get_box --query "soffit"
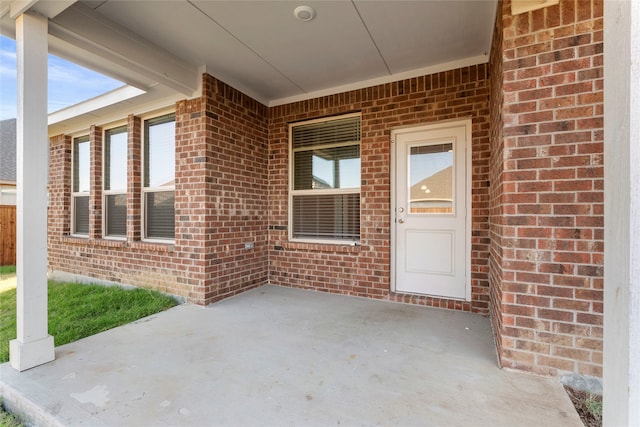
[64,0,497,105]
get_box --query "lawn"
[0,399,23,427]
[0,265,16,279]
[0,281,178,363]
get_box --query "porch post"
[9,12,55,371]
[603,0,639,425]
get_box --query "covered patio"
[0,285,581,426]
[0,0,638,425]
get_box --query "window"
[143,114,175,240]
[290,114,361,242]
[72,135,90,236]
[104,126,128,238]
[409,143,454,214]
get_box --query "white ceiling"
[80,0,496,102]
[1,0,496,131]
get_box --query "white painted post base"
[9,336,55,372]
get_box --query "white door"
[391,121,470,300]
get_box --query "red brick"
[555,106,594,119]
[575,337,602,351]
[552,298,591,311]
[517,88,553,101]
[555,81,593,96]
[553,346,590,361]
[538,48,575,64]
[536,284,574,298]
[537,308,574,322]
[518,111,554,124]
[540,71,576,87]
[516,339,550,354]
[538,355,575,371]
[561,0,576,25]
[539,120,576,133]
[546,4,561,28]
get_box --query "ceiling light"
[294,5,316,22]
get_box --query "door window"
[408,142,453,214]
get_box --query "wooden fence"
[0,205,16,266]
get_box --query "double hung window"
[289,114,361,242]
[143,114,175,240]
[72,135,90,236]
[104,126,128,238]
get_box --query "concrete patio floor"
[0,285,581,426]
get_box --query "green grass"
[0,266,16,278]
[0,281,178,363]
[584,394,603,424]
[564,385,602,427]
[0,399,24,427]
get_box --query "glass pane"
[106,128,127,191]
[292,193,360,240]
[74,138,90,193]
[145,191,175,239]
[409,143,453,214]
[106,194,126,237]
[74,195,89,234]
[145,116,175,188]
[294,145,360,190]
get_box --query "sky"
[0,35,123,120]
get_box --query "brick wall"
[196,75,269,304]
[48,74,268,305]
[126,115,142,242]
[490,0,604,376]
[48,135,72,238]
[89,125,103,239]
[269,65,491,313]
[489,0,506,367]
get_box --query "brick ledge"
[59,236,174,252]
[279,241,362,254]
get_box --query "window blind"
[145,192,175,240]
[292,116,361,149]
[292,193,360,240]
[290,114,361,241]
[105,194,126,237]
[74,195,89,235]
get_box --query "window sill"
[59,236,174,252]
[61,236,89,244]
[278,241,362,254]
[61,236,127,248]
[130,241,175,252]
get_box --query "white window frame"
[288,112,361,244]
[103,124,128,240]
[142,112,176,243]
[71,134,90,237]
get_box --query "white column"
[9,12,55,372]
[603,1,640,426]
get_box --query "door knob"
[397,218,404,224]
